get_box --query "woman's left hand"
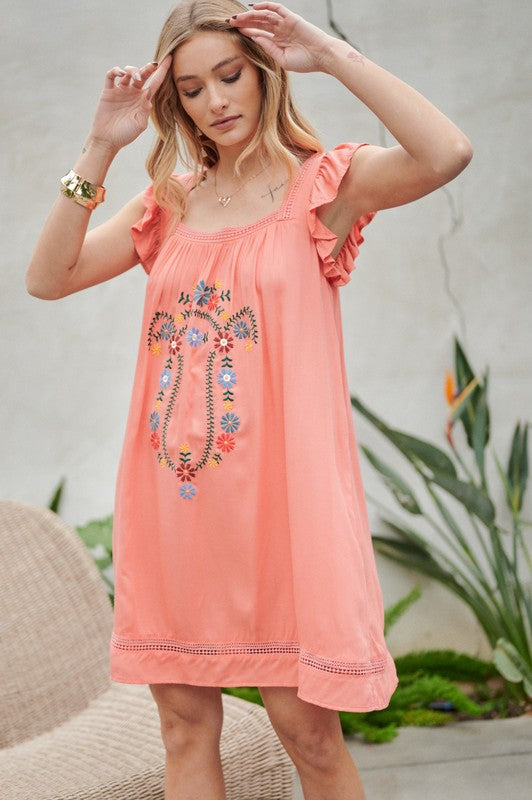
[228,2,332,73]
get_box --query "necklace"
[213,162,269,207]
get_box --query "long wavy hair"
[146,0,322,218]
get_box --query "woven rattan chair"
[0,499,296,799]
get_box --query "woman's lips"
[211,115,241,130]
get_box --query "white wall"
[2,0,531,658]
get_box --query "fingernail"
[225,18,230,22]
[151,61,158,66]
[117,69,126,75]
[134,71,142,81]
[231,15,238,19]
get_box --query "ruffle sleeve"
[130,184,161,275]
[308,142,376,287]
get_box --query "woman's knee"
[150,683,223,755]
[259,686,345,772]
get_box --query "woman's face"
[172,31,262,152]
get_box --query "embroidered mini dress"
[110,142,398,712]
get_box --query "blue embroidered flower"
[193,280,212,307]
[160,321,177,340]
[149,411,160,430]
[217,368,237,389]
[233,320,249,339]
[220,412,240,433]
[186,327,203,347]
[160,369,172,390]
[180,482,197,500]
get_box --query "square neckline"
[173,152,320,241]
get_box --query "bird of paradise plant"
[351,338,531,698]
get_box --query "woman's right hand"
[89,55,172,151]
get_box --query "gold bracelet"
[60,169,106,210]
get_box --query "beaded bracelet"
[60,169,106,210]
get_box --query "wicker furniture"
[0,499,296,799]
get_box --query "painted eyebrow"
[175,55,242,84]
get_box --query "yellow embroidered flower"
[223,400,233,411]
[159,458,167,468]
[174,313,184,323]
[208,458,218,468]
[214,280,222,289]
[220,310,230,321]
[245,340,253,352]
[179,442,190,453]
[155,400,162,410]
[151,343,162,355]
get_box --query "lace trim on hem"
[111,634,386,676]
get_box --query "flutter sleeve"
[308,142,376,287]
[130,184,162,276]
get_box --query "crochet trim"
[111,634,386,676]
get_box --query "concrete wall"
[2,0,531,658]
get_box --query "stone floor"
[292,715,532,800]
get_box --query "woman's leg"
[258,686,366,800]
[149,683,226,800]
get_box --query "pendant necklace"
[213,162,269,207]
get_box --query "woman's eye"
[182,70,241,98]
[223,70,242,84]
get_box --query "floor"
[291,715,532,800]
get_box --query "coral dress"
[110,142,398,712]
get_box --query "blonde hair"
[146,0,322,218]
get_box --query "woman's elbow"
[436,135,474,182]
[25,271,64,301]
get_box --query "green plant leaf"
[394,650,498,682]
[48,478,65,513]
[493,638,532,697]
[372,535,460,587]
[454,338,477,447]
[361,446,422,514]
[428,471,495,526]
[472,382,489,480]
[384,586,422,635]
[352,395,456,477]
[76,515,114,551]
[507,423,529,514]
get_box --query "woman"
[26,2,472,798]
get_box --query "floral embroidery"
[208,293,220,311]
[180,482,196,499]
[217,368,237,390]
[160,321,177,340]
[159,369,172,390]
[177,462,196,482]
[193,279,212,307]
[147,280,258,499]
[186,327,203,347]
[233,320,249,339]
[220,412,240,433]
[168,336,181,356]
[214,331,233,353]
[216,433,236,452]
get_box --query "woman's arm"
[26,58,171,300]
[230,3,472,252]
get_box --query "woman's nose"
[208,85,228,114]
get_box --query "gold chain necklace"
[213,162,269,207]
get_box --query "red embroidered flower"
[176,462,196,482]
[216,433,235,453]
[214,332,234,353]
[208,293,220,311]
[168,336,181,355]
[150,431,160,449]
